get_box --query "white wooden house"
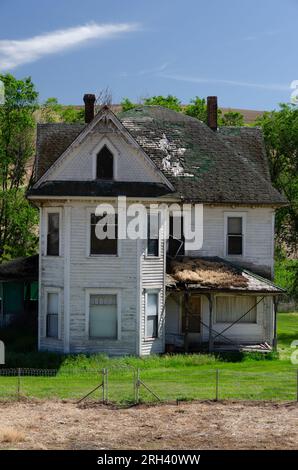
[27,95,286,355]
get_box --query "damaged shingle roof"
[218,126,271,182]
[32,106,286,205]
[166,256,284,293]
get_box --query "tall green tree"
[0,74,39,260]
[39,97,84,123]
[255,103,298,252]
[219,110,244,126]
[143,95,182,111]
[184,97,208,122]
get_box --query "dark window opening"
[147,213,159,257]
[47,213,59,256]
[227,217,243,255]
[90,213,118,255]
[167,215,185,257]
[96,145,114,179]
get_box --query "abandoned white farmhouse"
[27,95,286,355]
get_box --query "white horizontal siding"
[187,205,274,277]
[48,131,163,184]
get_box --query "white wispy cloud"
[0,22,140,70]
[138,62,170,76]
[158,72,289,92]
[243,30,281,41]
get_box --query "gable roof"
[31,106,286,205]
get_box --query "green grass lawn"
[0,312,297,402]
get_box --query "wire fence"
[0,367,297,404]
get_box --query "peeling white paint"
[159,133,193,177]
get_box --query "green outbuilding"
[0,255,38,326]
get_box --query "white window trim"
[85,288,121,341]
[224,211,247,257]
[91,137,119,181]
[44,207,62,257]
[144,288,160,340]
[214,293,259,325]
[145,211,162,259]
[86,207,120,258]
[44,287,62,340]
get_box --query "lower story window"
[216,296,257,323]
[146,291,159,338]
[46,292,59,338]
[89,294,118,339]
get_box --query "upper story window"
[47,212,60,256]
[90,213,118,255]
[147,213,159,257]
[167,215,185,257]
[227,216,243,255]
[96,145,113,179]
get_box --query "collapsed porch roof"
[166,256,285,294]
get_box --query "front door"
[182,295,201,349]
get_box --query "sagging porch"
[165,257,284,353]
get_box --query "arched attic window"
[96,145,114,179]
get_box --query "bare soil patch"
[0,400,297,450]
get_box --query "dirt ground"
[0,400,297,450]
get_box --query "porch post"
[207,294,214,352]
[273,296,278,351]
[184,291,190,353]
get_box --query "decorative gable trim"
[33,107,174,191]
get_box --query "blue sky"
[0,0,297,109]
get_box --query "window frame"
[96,145,114,180]
[224,212,246,257]
[44,207,62,257]
[86,208,119,257]
[167,214,185,257]
[44,287,61,339]
[214,294,258,325]
[85,288,121,341]
[92,138,119,181]
[144,289,160,340]
[146,212,161,258]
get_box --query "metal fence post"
[215,369,219,401]
[102,368,105,403]
[135,368,140,404]
[17,368,21,400]
[105,368,108,404]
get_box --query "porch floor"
[212,343,272,353]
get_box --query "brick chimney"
[83,93,96,123]
[207,96,218,131]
